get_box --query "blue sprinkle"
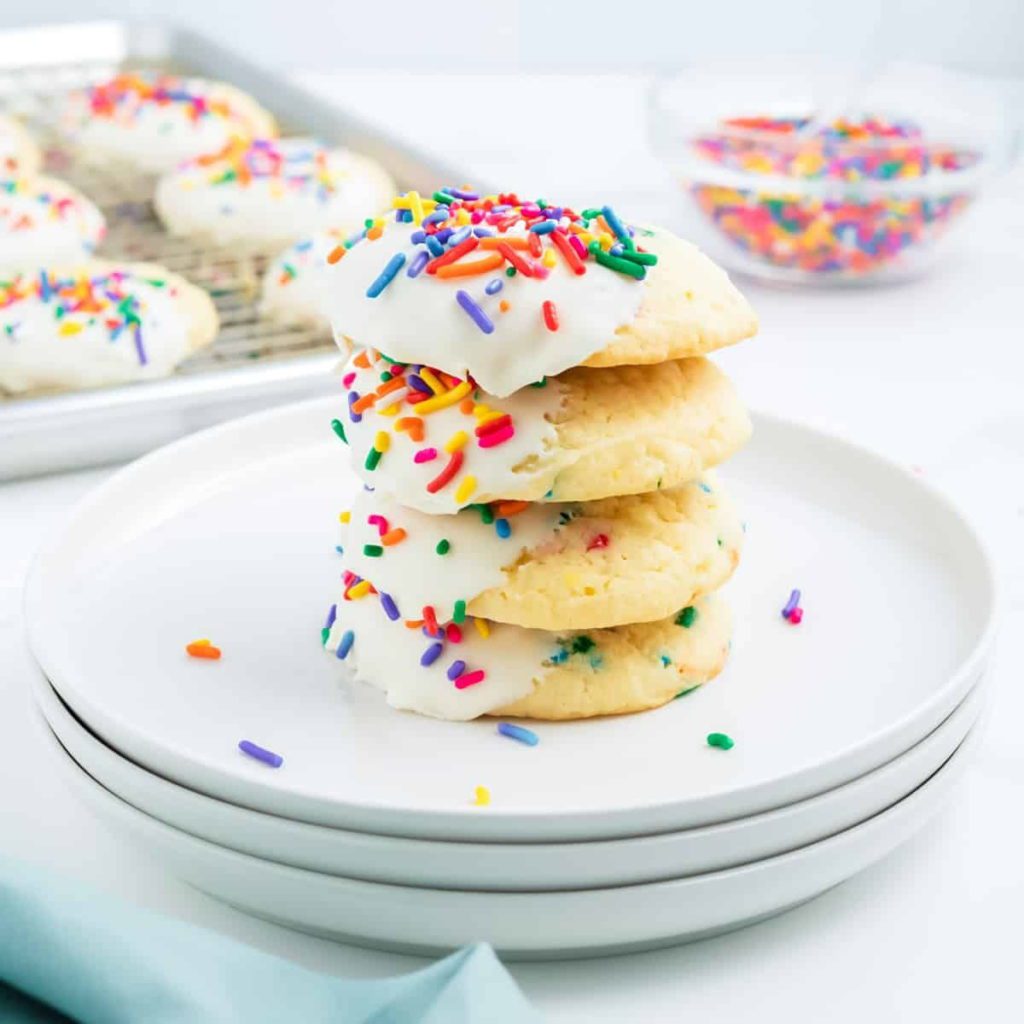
[366,253,407,298]
[423,208,448,225]
[660,653,671,667]
[295,239,313,252]
[425,235,444,257]
[484,278,503,295]
[549,648,568,665]
[448,226,472,245]
[348,391,362,424]
[380,592,400,621]
[473,226,494,237]
[446,659,466,681]
[609,243,624,256]
[698,481,712,493]
[601,204,630,242]
[455,290,495,334]
[421,642,444,666]
[335,545,344,555]
[407,250,430,278]
[495,518,511,538]
[497,722,539,747]
[529,219,557,235]
[336,630,355,660]
[435,227,453,244]
[410,230,426,244]
[344,229,365,248]
[323,603,337,630]
[238,740,283,768]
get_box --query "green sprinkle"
[364,448,382,471]
[436,539,450,555]
[380,371,392,382]
[673,685,701,700]
[571,635,595,654]
[717,537,724,547]
[618,249,658,266]
[474,504,494,525]
[660,653,672,667]
[453,599,467,624]
[364,218,375,229]
[433,191,456,204]
[320,627,330,646]
[363,544,383,557]
[530,377,547,388]
[505,266,516,277]
[589,242,646,280]
[676,606,697,628]
[330,418,347,443]
[581,208,602,219]
[707,732,734,751]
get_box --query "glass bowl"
[649,60,1016,286]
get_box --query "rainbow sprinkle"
[497,722,539,747]
[238,740,284,768]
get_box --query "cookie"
[0,260,218,393]
[338,347,751,514]
[155,138,395,251]
[0,114,41,178]
[324,188,757,396]
[324,587,730,721]
[260,230,345,328]
[0,176,106,271]
[341,473,742,630]
[62,72,277,174]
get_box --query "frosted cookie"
[260,229,345,328]
[325,587,730,721]
[62,72,277,175]
[0,114,41,178]
[0,177,105,271]
[337,347,751,513]
[340,474,742,630]
[0,261,217,394]
[325,188,757,396]
[155,139,395,251]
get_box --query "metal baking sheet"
[0,20,469,479]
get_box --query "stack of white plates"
[24,399,997,959]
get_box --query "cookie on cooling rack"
[62,72,277,175]
[0,260,218,394]
[260,229,345,329]
[155,138,395,251]
[325,584,732,721]
[0,176,106,271]
[0,113,41,178]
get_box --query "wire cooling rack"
[0,56,335,382]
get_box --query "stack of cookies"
[322,189,756,721]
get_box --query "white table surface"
[2,70,1023,1021]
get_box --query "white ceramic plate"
[40,714,978,959]
[33,663,986,890]
[24,398,997,841]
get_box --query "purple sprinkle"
[410,230,426,244]
[435,227,453,244]
[782,589,801,619]
[497,722,539,747]
[448,226,472,245]
[132,324,147,366]
[421,642,444,666]
[336,629,355,659]
[407,373,431,393]
[423,208,448,225]
[446,187,479,200]
[473,226,494,237]
[455,290,495,334]
[446,659,467,681]
[609,243,624,256]
[238,740,283,768]
[407,251,430,278]
[484,278,503,296]
[380,592,400,621]
[366,252,406,298]
[425,235,444,257]
[348,391,362,424]
[323,603,337,630]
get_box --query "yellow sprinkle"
[444,430,469,453]
[598,232,613,249]
[379,402,401,418]
[59,322,83,336]
[373,431,390,453]
[339,510,351,524]
[579,231,594,245]
[418,367,446,395]
[192,638,211,647]
[454,475,477,504]
[414,381,472,415]
[407,189,425,225]
[472,785,491,807]
[476,408,505,425]
[348,580,372,599]
[473,617,490,638]
[456,208,471,225]
[542,248,557,268]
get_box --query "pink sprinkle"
[789,608,804,625]
[342,372,356,388]
[532,262,550,279]
[446,623,463,643]
[586,533,610,551]
[454,669,485,689]
[367,514,389,536]
[478,425,515,449]
[568,235,588,259]
[414,448,438,463]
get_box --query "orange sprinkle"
[352,393,378,414]
[395,416,424,442]
[480,236,529,250]
[459,397,475,414]
[493,500,530,517]
[405,619,425,629]
[366,225,383,240]
[353,350,371,369]
[499,300,510,313]
[186,640,221,660]
[327,245,346,264]
[381,528,407,546]
[435,253,504,279]
[376,376,406,396]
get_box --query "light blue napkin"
[0,855,541,1024]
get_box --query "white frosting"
[341,488,564,622]
[324,584,551,720]
[0,114,36,175]
[0,178,105,272]
[63,74,268,174]
[325,215,650,396]
[0,269,194,393]
[155,140,394,250]
[339,347,563,514]
[260,230,346,328]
